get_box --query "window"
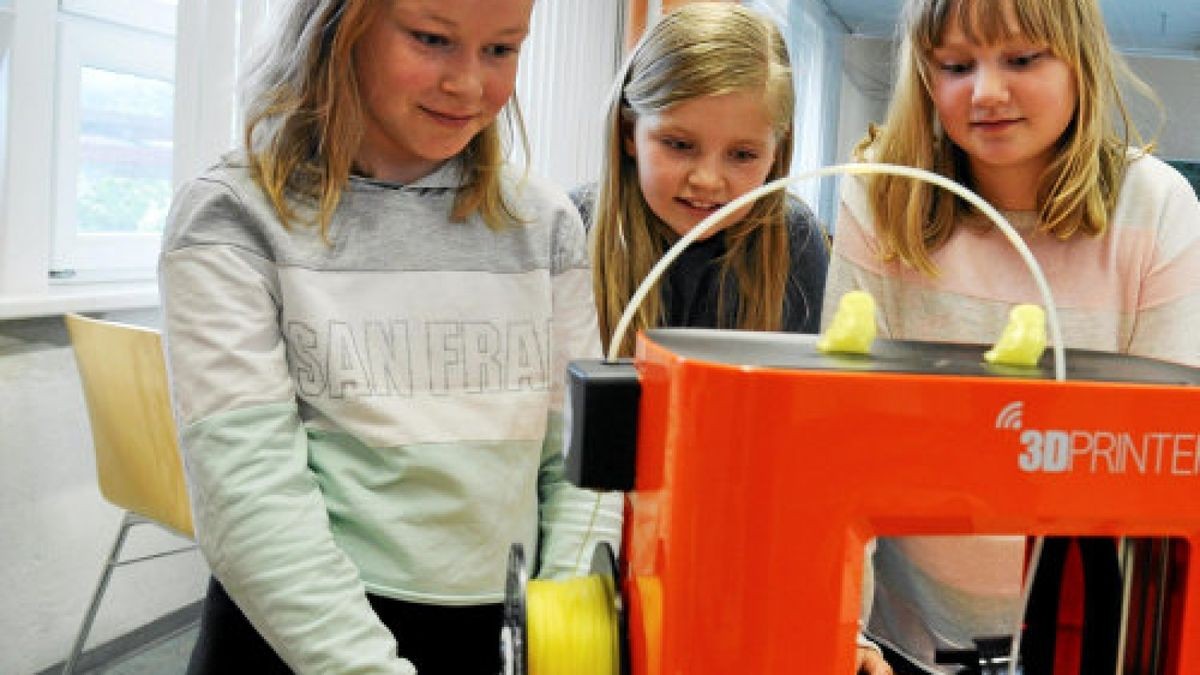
[52,12,175,277]
[0,1,257,317]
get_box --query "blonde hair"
[241,0,526,237]
[592,2,795,356]
[861,0,1158,274]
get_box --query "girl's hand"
[856,646,893,675]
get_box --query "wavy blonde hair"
[241,0,526,237]
[861,0,1158,274]
[592,2,795,356]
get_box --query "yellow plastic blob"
[817,290,877,355]
[985,304,1047,367]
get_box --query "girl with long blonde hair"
[160,1,621,672]
[575,2,829,357]
[575,5,889,673]
[828,0,1200,671]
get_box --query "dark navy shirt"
[570,183,829,333]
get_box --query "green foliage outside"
[76,169,170,233]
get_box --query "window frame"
[0,0,58,311]
[59,0,176,35]
[0,12,11,249]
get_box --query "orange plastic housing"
[622,332,1200,674]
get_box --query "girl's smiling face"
[353,0,532,184]
[624,89,779,240]
[929,2,1078,199]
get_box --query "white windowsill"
[0,279,159,320]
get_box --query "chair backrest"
[64,313,193,538]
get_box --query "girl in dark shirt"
[574,2,829,357]
[571,7,888,674]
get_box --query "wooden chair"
[62,313,196,674]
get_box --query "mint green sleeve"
[535,412,624,578]
[534,205,623,578]
[161,179,414,674]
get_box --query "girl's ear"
[622,118,638,158]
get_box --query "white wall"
[837,36,892,162]
[0,310,207,675]
[835,38,1200,163]
[832,35,892,229]
[1125,53,1200,160]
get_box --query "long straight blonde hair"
[862,0,1157,274]
[241,0,526,237]
[591,2,795,356]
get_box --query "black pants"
[187,577,503,675]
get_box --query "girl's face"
[929,5,1077,199]
[624,90,779,240]
[353,0,532,184]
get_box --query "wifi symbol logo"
[995,401,1024,430]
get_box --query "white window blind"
[515,0,623,191]
[745,0,845,225]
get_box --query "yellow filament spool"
[525,575,618,675]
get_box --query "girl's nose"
[687,155,723,190]
[972,63,1010,107]
[442,53,484,99]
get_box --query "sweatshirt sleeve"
[534,204,623,578]
[159,178,414,675]
[1127,166,1200,367]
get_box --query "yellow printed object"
[985,304,1047,368]
[817,290,877,355]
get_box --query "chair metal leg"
[62,512,137,674]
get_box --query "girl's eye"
[661,138,692,152]
[730,149,760,162]
[411,31,450,48]
[1009,51,1045,68]
[484,44,520,58]
[938,61,973,75]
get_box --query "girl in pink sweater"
[826,0,1200,671]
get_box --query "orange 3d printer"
[498,165,1200,675]
[548,329,1199,675]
